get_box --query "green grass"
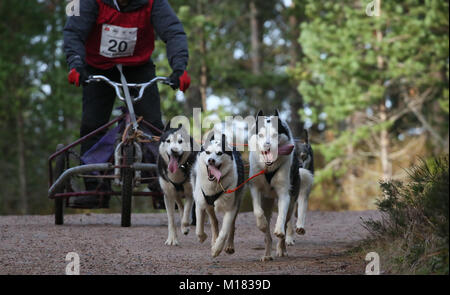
[361,155,449,274]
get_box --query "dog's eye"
[178,139,183,144]
[166,139,170,143]
[272,133,278,138]
[258,133,264,138]
[216,152,223,156]
[205,151,211,155]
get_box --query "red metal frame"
[51,191,163,199]
[48,113,164,200]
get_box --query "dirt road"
[0,210,380,275]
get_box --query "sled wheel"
[121,144,134,227]
[54,144,66,225]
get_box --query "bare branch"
[403,88,446,145]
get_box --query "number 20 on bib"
[100,24,137,58]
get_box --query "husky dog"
[158,122,198,246]
[286,128,314,246]
[249,110,300,261]
[191,132,245,257]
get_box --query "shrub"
[363,156,449,274]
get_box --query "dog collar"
[168,179,185,192]
[264,166,280,185]
[201,184,229,207]
[164,156,195,192]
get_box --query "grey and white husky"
[249,110,300,261]
[286,128,314,246]
[158,122,198,246]
[191,132,245,257]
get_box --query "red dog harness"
[85,0,155,69]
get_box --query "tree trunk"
[250,1,262,75]
[200,52,208,112]
[249,1,263,110]
[198,0,208,111]
[16,108,28,214]
[346,142,358,206]
[376,3,391,180]
[288,4,304,137]
[184,86,202,114]
[379,103,391,180]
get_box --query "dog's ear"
[277,117,290,139]
[221,133,233,159]
[204,131,214,146]
[189,136,194,151]
[164,120,171,131]
[176,123,183,132]
[221,134,229,152]
[221,134,226,150]
[300,129,309,144]
[256,110,264,132]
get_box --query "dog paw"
[276,249,287,257]
[260,256,273,262]
[296,227,306,235]
[274,229,285,239]
[225,246,235,255]
[256,217,268,233]
[211,246,223,258]
[164,237,179,246]
[285,235,295,246]
[197,233,207,243]
[181,225,190,235]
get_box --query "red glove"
[169,70,191,92]
[179,71,191,92]
[68,67,87,87]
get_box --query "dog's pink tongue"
[278,144,294,155]
[208,165,222,182]
[168,155,178,173]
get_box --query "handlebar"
[85,75,174,103]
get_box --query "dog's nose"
[208,158,215,165]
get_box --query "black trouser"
[80,62,164,191]
[80,61,164,157]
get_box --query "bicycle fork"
[114,141,143,186]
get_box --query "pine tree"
[295,0,448,205]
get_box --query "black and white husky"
[249,110,300,261]
[286,128,314,246]
[158,122,198,246]
[191,132,245,257]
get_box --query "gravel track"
[0,210,380,275]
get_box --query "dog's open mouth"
[261,144,294,166]
[207,164,222,182]
[168,153,183,173]
[261,149,274,166]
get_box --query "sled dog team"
[157,110,314,261]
